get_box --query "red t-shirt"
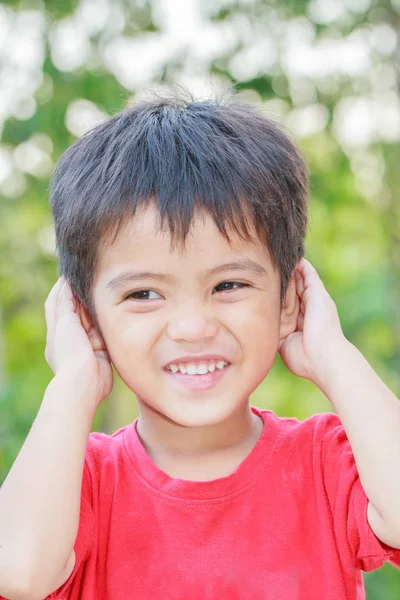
[7,406,400,599]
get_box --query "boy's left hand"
[278,258,349,388]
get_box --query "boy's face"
[91,201,299,428]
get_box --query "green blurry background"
[0,0,399,596]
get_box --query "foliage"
[0,0,399,595]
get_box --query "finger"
[44,277,64,335]
[298,258,320,282]
[295,270,304,296]
[55,278,78,324]
[298,259,326,300]
[297,258,315,275]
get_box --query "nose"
[167,307,218,343]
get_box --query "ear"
[278,268,301,343]
[75,297,109,354]
[75,298,95,335]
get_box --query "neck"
[135,401,264,480]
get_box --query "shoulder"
[86,422,133,456]
[82,422,136,485]
[257,407,342,445]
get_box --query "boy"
[0,89,399,600]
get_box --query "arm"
[278,258,400,548]
[0,373,97,600]
[315,340,400,548]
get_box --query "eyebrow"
[105,259,268,291]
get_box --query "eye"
[124,281,251,301]
[213,281,250,293]
[125,290,162,301]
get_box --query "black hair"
[49,86,309,326]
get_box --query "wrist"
[48,371,101,417]
[312,339,358,396]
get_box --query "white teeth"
[186,363,207,375]
[167,360,229,375]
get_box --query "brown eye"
[124,282,251,302]
[214,282,250,293]
[125,290,162,301]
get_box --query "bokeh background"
[0,0,400,595]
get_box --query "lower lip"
[163,364,231,391]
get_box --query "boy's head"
[49,88,309,426]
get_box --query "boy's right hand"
[44,277,114,408]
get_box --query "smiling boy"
[0,89,400,600]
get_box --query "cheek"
[236,297,280,331]
[103,321,156,389]
[118,320,155,351]
[100,315,154,365]
[100,299,279,359]
[240,306,280,357]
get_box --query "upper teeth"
[166,360,229,374]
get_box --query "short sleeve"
[319,413,400,572]
[44,449,96,599]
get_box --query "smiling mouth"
[164,363,231,376]
[163,362,232,391]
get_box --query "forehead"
[100,204,266,262]
[95,206,274,289]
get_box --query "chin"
[162,397,242,429]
